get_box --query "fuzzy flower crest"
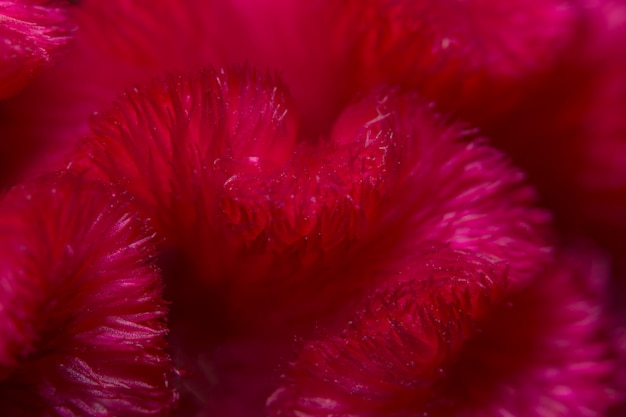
[0,173,174,416]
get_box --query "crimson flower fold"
[269,248,620,417]
[0,0,622,414]
[62,67,577,415]
[0,173,175,416]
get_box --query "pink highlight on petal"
[332,91,553,284]
[0,172,175,416]
[0,0,71,99]
[432,248,620,417]
[269,248,620,417]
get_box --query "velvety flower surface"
[0,0,70,99]
[72,67,551,308]
[0,173,174,416]
[0,0,72,186]
[67,68,559,415]
[0,0,624,261]
[328,0,626,264]
[267,248,508,417]
[0,0,332,184]
[0,0,623,416]
[269,249,618,417]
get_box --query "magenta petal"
[0,172,175,416]
[331,91,552,284]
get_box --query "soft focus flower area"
[1,0,626,416]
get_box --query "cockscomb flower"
[0,0,623,264]
[0,0,623,416]
[71,67,551,317]
[0,172,174,415]
[60,67,571,415]
[0,0,71,99]
[269,248,619,417]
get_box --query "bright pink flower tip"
[0,0,71,99]
[0,173,175,416]
[333,0,575,117]
[269,249,619,417]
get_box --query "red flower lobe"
[269,247,620,417]
[0,173,175,416]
